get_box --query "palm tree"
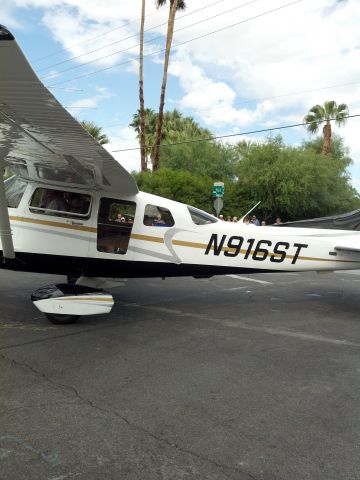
[161,109,212,143]
[130,108,157,168]
[139,0,147,171]
[152,0,186,170]
[303,101,349,155]
[80,120,109,145]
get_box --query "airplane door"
[96,197,136,257]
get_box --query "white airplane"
[1,24,360,325]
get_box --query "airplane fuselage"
[2,178,360,279]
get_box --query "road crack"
[2,353,258,480]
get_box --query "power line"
[100,79,360,129]
[8,114,357,162]
[41,0,262,79]
[47,0,303,87]
[111,114,360,152]
[32,6,166,63]
[37,0,231,73]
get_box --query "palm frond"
[156,0,186,10]
[337,103,349,114]
[324,100,337,117]
[80,120,109,145]
[177,0,186,10]
[335,110,349,127]
[304,113,320,133]
[309,105,325,120]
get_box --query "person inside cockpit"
[43,190,68,211]
[152,214,166,226]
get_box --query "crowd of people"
[218,214,282,226]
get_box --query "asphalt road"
[1,269,360,480]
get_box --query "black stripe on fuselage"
[0,251,284,278]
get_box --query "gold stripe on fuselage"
[9,216,360,264]
[9,215,97,233]
[130,233,164,243]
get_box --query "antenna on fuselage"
[239,201,261,223]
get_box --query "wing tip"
[0,25,15,41]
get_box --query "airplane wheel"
[45,313,80,325]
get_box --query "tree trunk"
[322,121,332,155]
[139,0,147,171]
[152,0,178,170]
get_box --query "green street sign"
[212,182,224,198]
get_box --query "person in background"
[261,220,266,226]
[274,216,282,225]
[226,216,232,222]
[232,216,238,222]
[219,214,224,220]
[243,217,250,225]
[251,215,260,226]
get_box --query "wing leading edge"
[0,25,138,195]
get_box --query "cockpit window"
[29,188,91,218]
[5,176,27,208]
[143,204,175,227]
[187,206,218,225]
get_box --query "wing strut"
[0,160,15,260]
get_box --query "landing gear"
[45,313,80,325]
[31,284,114,325]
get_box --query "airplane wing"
[275,209,360,231]
[335,245,360,254]
[0,25,138,195]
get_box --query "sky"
[2,0,360,189]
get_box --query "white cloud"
[125,58,139,75]
[170,51,279,128]
[106,126,141,173]
[2,0,23,28]
[64,85,112,115]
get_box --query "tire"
[45,313,80,325]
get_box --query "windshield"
[187,206,218,225]
[5,176,27,208]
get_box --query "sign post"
[212,182,224,217]
[213,197,223,217]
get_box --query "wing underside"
[335,245,360,254]
[0,25,138,195]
